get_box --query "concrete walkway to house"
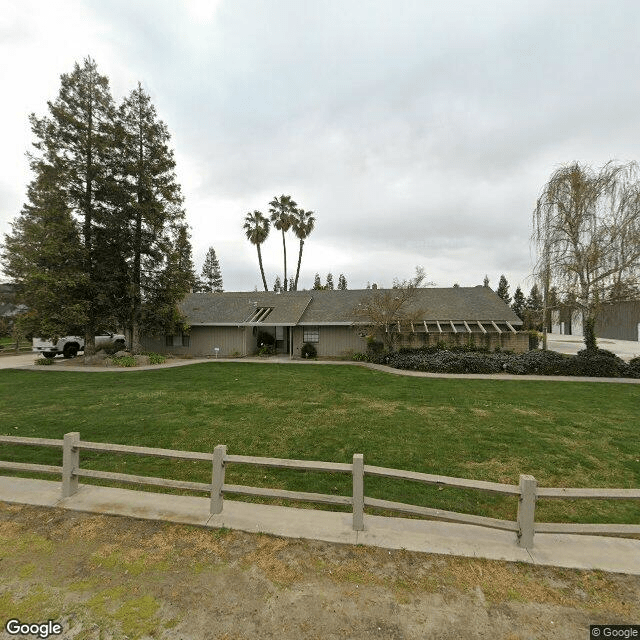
[3,351,640,384]
[1,476,638,576]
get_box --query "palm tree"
[243,210,270,291]
[269,194,297,291]
[291,208,315,291]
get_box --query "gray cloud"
[2,0,640,294]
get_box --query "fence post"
[352,453,364,531]
[517,474,537,548]
[210,444,227,515]
[61,431,80,498]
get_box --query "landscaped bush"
[357,345,635,378]
[572,349,629,378]
[258,344,275,356]
[301,343,317,359]
[110,355,137,368]
[628,357,640,379]
[34,357,54,366]
[147,353,166,365]
[256,331,275,349]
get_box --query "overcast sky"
[2,0,639,293]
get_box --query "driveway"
[546,334,640,361]
[0,353,39,369]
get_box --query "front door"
[275,326,290,354]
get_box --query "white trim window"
[303,326,319,343]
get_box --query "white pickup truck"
[33,333,126,359]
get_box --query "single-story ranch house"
[142,286,527,358]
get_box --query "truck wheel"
[43,353,56,359]
[63,344,78,358]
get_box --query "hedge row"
[354,346,640,378]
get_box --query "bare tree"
[354,267,434,351]
[533,161,640,350]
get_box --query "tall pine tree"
[511,286,525,319]
[325,273,334,290]
[496,274,511,305]
[8,58,120,354]
[2,60,196,354]
[116,82,190,352]
[1,165,88,339]
[199,247,223,293]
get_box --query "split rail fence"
[1,433,639,549]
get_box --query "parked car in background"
[33,333,126,359]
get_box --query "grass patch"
[0,363,639,525]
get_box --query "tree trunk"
[281,230,288,291]
[294,239,304,291]
[257,245,268,291]
[83,95,96,357]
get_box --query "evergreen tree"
[338,274,347,290]
[1,166,88,339]
[313,273,323,290]
[4,58,120,354]
[496,275,511,305]
[523,284,544,330]
[116,82,189,351]
[511,286,525,319]
[289,276,295,291]
[483,274,490,287]
[199,246,223,293]
[273,276,283,293]
[325,273,334,290]
[140,223,196,335]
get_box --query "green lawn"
[0,363,638,525]
[0,337,30,351]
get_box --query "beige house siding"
[142,326,248,357]
[292,325,367,358]
[143,325,529,358]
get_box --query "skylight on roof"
[248,307,273,323]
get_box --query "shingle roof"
[180,287,522,326]
[180,292,313,326]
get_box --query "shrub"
[258,344,275,356]
[147,353,166,365]
[366,337,384,356]
[110,355,137,368]
[572,348,629,378]
[528,331,542,350]
[256,331,275,349]
[628,357,640,379]
[35,357,54,366]
[301,343,317,359]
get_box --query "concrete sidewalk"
[1,476,638,576]
[5,353,640,383]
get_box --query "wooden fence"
[1,432,639,549]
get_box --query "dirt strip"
[1,503,638,640]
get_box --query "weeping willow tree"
[532,161,640,350]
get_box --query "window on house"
[303,326,319,343]
[165,333,190,347]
